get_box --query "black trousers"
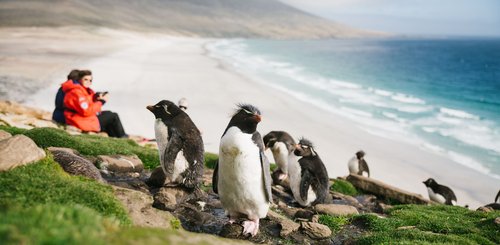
[97,111,127,138]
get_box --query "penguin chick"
[423,178,457,205]
[348,150,370,177]
[263,131,296,181]
[290,138,329,207]
[146,100,204,190]
[212,104,272,237]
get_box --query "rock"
[495,217,500,226]
[347,174,432,205]
[146,166,167,187]
[153,186,191,211]
[295,209,315,220]
[272,186,295,203]
[219,223,244,239]
[112,186,174,229]
[301,222,332,239]
[0,130,11,140]
[314,204,359,216]
[268,210,300,237]
[311,215,320,223]
[476,206,494,212]
[49,147,104,182]
[175,203,220,234]
[277,201,299,218]
[376,202,393,213]
[397,226,416,230]
[0,134,46,171]
[47,147,78,154]
[98,154,144,173]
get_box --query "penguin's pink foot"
[242,219,259,237]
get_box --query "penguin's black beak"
[146,105,154,112]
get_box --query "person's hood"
[61,79,94,95]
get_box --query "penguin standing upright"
[348,150,370,177]
[288,138,330,207]
[212,104,272,237]
[423,178,457,205]
[146,100,204,189]
[263,131,296,181]
[483,190,500,210]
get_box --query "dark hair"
[78,70,92,81]
[67,69,80,80]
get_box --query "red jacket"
[62,80,102,132]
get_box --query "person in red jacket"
[63,70,127,138]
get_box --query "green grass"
[0,156,130,225]
[270,163,277,172]
[319,215,350,232]
[204,152,218,169]
[0,203,119,245]
[0,125,27,135]
[353,205,500,244]
[330,179,358,196]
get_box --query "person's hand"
[98,93,109,102]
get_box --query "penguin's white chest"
[348,156,359,175]
[218,127,269,219]
[287,154,316,207]
[271,142,289,174]
[427,187,446,204]
[154,120,189,183]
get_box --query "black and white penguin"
[347,150,370,177]
[288,138,329,207]
[263,131,296,181]
[212,104,272,237]
[423,178,457,205]
[146,100,204,189]
[483,190,500,210]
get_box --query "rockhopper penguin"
[212,104,272,237]
[484,189,500,210]
[348,150,370,177]
[423,178,457,205]
[263,131,296,181]
[288,138,330,207]
[146,100,204,189]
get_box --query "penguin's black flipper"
[359,159,370,177]
[163,130,183,178]
[495,189,500,203]
[212,160,219,194]
[299,170,312,201]
[253,132,272,203]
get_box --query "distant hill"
[0,0,379,38]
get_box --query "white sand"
[9,28,496,209]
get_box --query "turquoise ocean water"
[208,38,500,180]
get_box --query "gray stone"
[98,154,144,173]
[268,210,300,237]
[0,135,45,171]
[301,222,332,239]
[314,204,359,216]
[0,130,11,141]
[49,148,104,182]
[153,186,191,211]
[347,174,432,205]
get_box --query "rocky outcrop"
[98,154,144,173]
[268,210,300,237]
[153,186,193,211]
[347,174,432,205]
[0,130,11,140]
[0,133,46,171]
[112,185,174,228]
[48,147,104,182]
[314,204,359,216]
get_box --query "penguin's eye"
[242,109,253,114]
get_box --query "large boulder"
[314,204,359,216]
[0,134,46,171]
[98,154,144,173]
[48,147,104,182]
[347,174,432,205]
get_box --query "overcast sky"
[279,0,500,37]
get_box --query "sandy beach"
[2,27,497,209]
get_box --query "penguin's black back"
[430,182,457,205]
[264,131,296,152]
[298,155,330,204]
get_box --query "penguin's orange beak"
[254,114,262,122]
[146,105,154,111]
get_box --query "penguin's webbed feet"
[242,219,259,237]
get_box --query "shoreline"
[1,27,496,208]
